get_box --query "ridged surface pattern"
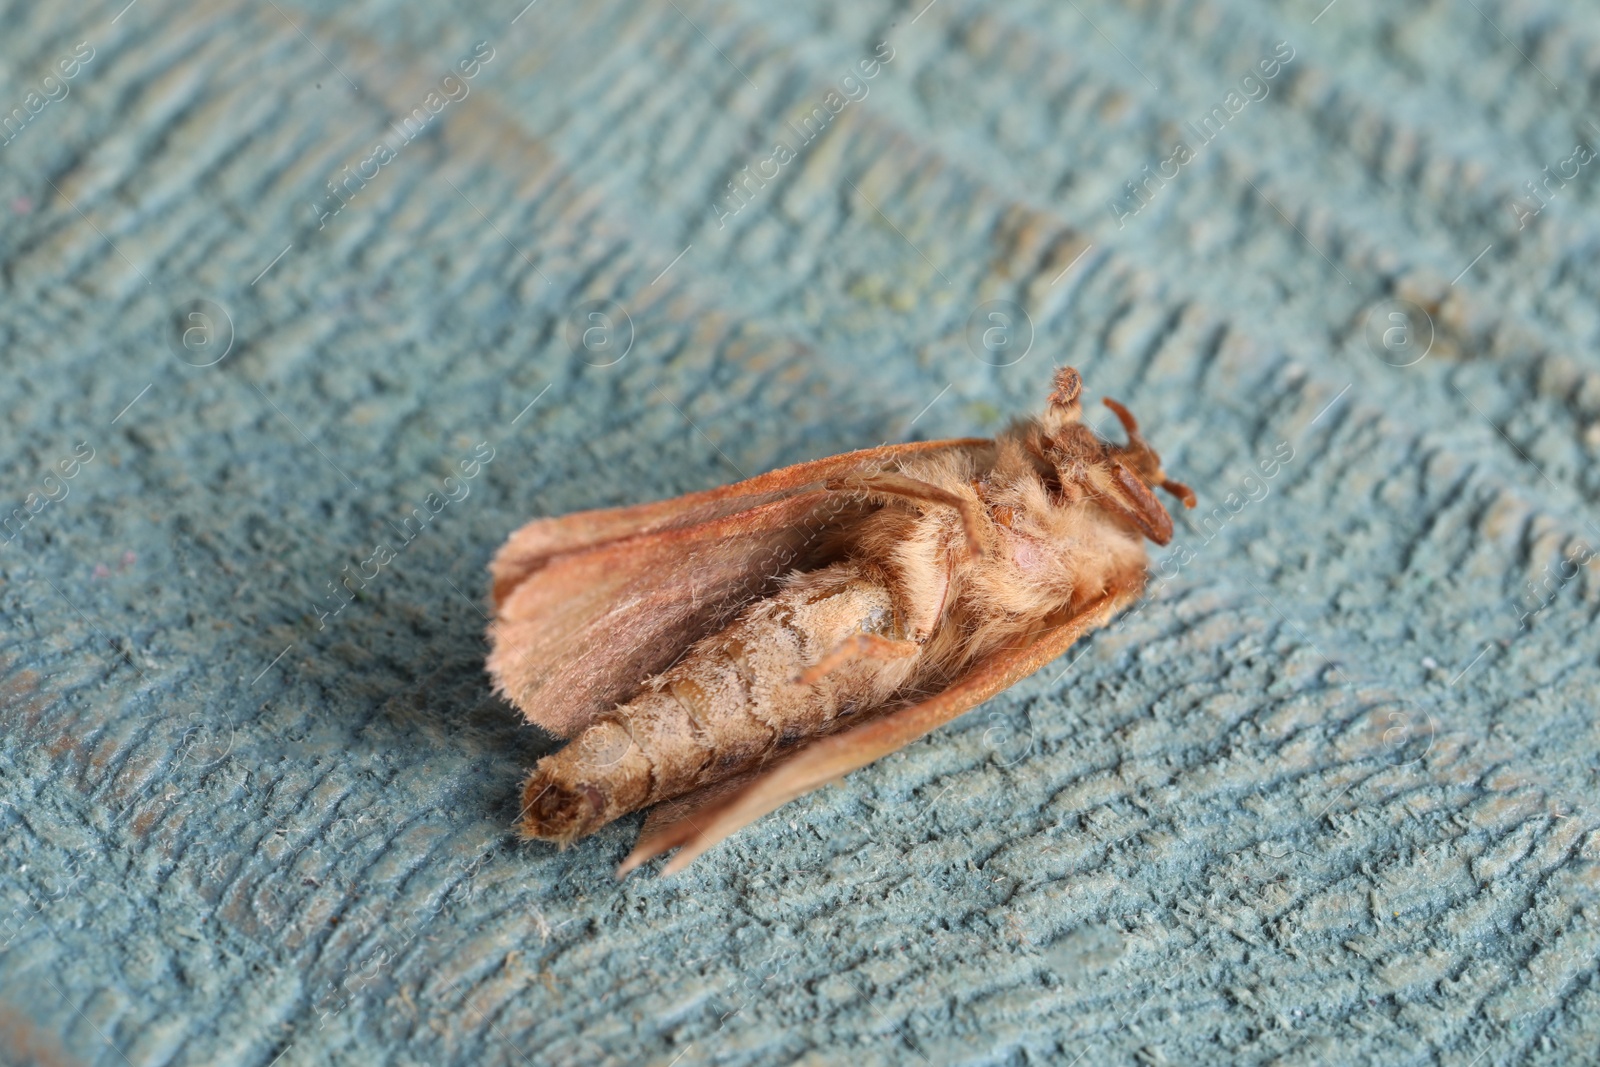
[0,0,1597,1063]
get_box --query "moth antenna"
[1162,478,1198,508]
[1101,397,1144,445]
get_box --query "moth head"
[1100,397,1197,509]
[1043,367,1197,534]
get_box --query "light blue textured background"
[1,1,1598,1064]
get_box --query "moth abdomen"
[518,561,921,843]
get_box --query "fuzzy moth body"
[523,562,911,842]
[487,367,1195,872]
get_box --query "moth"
[486,367,1194,875]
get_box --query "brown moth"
[486,366,1194,875]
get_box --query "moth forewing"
[486,439,990,735]
[486,366,1193,874]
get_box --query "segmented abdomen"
[521,560,916,842]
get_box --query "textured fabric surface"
[2,0,1598,1064]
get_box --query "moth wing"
[632,767,766,851]
[487,438,994,739]
[489,438,990,606]
[618,583,1142,877]
[489,490,857,739]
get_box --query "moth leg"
[795,631,920,686]
[825,471,984,557]
[1063,462,1175,545]
[1047,365,1083,415]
